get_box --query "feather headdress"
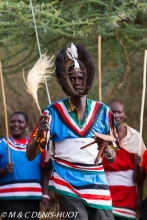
[66,43,80,70]
[23,53,54,115]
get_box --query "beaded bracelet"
[105,153,115,160]
[105,149,115,160]
[42,194,50,200]
[32,128,46,143]
[33,136,46,143]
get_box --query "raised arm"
[26,115,50,161]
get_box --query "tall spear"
[0,61,11,163]
[29,0,54,155]
[98,36,102,102]
[138,50,147,155]
[29,0,51,104]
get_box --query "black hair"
[10,111,28,123]
[108,99,124,107]
[55,43,95,96]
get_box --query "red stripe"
[4,139,27,150]
[108,111,113,128]
[54,102,100,136]
[110,185,136,210]
[40,150,46,168]
[50,176,111,201]
[0,187,42,193]
[29,124,38,143]
[114,209,136,217]
[56,159,103,171]
[9,144,25,150]
[85,102,100,133]
[54,103,81,134]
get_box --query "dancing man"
[26,43,120,220]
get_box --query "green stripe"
[0,196,42,200]
[114,213,136,220]
[49,186,112,210]
[63,99,92,129]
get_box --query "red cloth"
[103,147,137,219]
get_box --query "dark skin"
[0,113,50,211]
[69,71,87,120]
[109,101,127,141]
[9,114,27,139]
[0,114,27,177]
[41,165,51,211]
[134,155,145,184]
[134,155,145,217]
[109,101,142,215]
[26,71,116,163]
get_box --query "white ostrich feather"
[23,53,54,114]
[66,43,80,69]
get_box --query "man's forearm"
[41,160,52,192]
[26,140,40,161]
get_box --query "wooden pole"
[139,50,147,155]
[98,36,102,102]
[0,62,11,163]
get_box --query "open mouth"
[74,87,83,92]
[12,128,20,132]
[115,119,120,124]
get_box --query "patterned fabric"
[45,98,119,145]
[49,158,112,210]
[103,125,146,220]
[65,98,92,127]
[41,98,119,210]
[28,98,120,210]
[29,98,119,152]
[0,137,45,200]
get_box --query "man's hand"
[102,142,110,155]
[94,140,107,165]
[134,154,142,166]
[40,197,50,212]
[100,143,116,164]
[38,114,50,138]
[4,162,14,174]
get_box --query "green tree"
[0,0,147,142]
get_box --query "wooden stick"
[0,62,11,163]
[80,138,106,165]
[94,141,106,165]
[80,139,97,149]
[98,36,102,102]
[139,50,147,155]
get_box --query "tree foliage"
[0,0,147,74]
[0,0,147,142]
